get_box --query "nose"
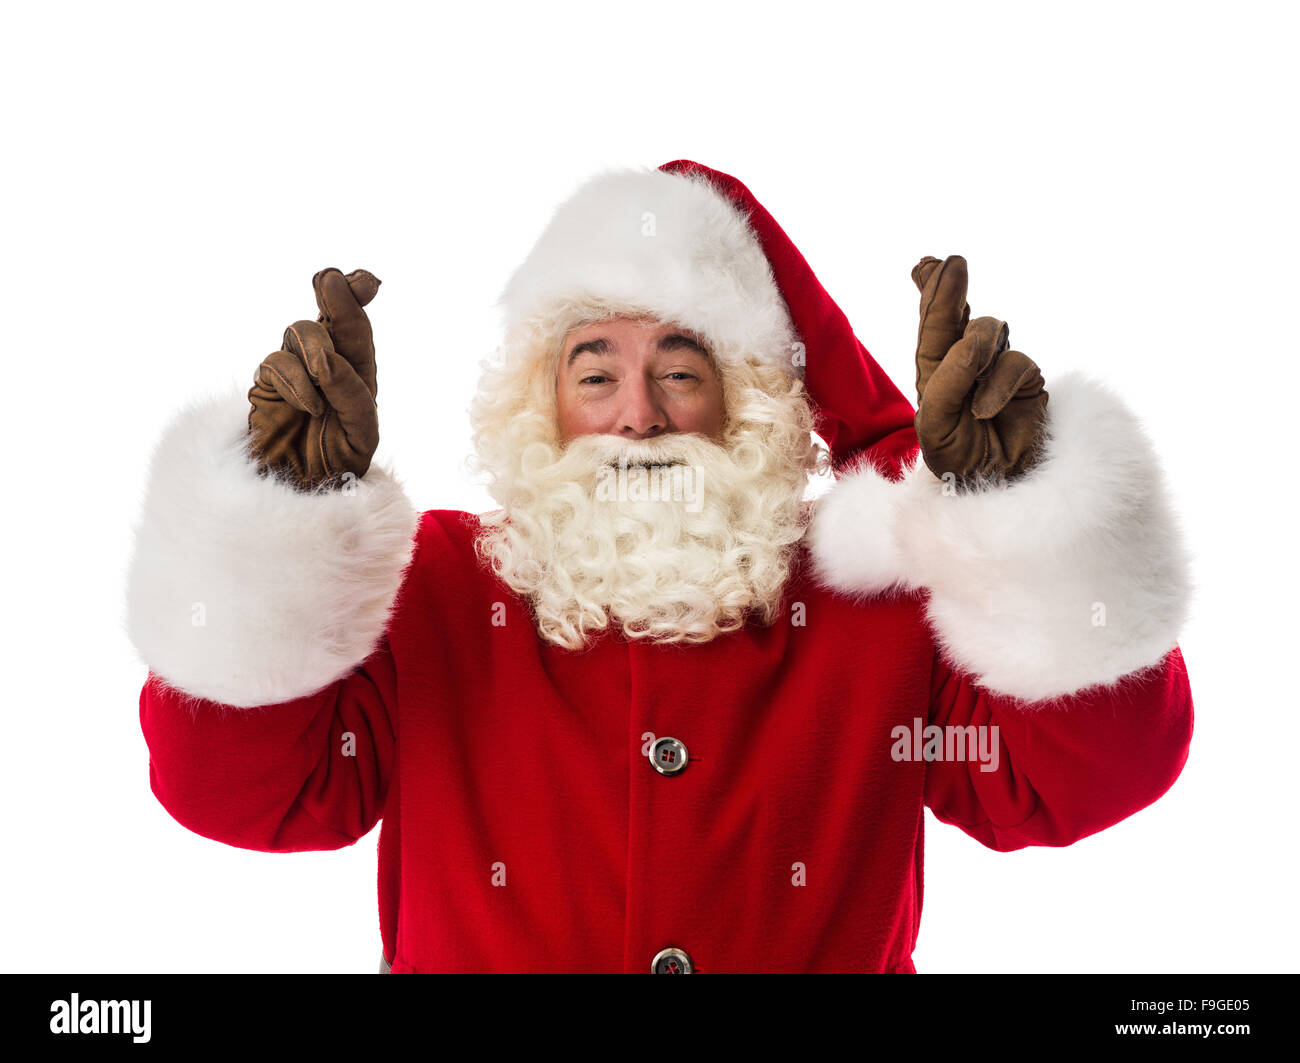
[617,376,668,439]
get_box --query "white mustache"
[608,458,683,469]
[562,433,700,471]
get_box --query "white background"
[2,0,1296,974]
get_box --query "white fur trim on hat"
[124,388,420,708]
[807,371,1192,703]
[498,166,799,373]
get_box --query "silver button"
[649,736,689,776]
[652,947,693,974]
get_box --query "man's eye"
[579,375,608,385]
[666,373,697,381]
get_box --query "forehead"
[560,319,714,375]
[564,315,700,344]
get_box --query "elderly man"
[126,160,1193,974]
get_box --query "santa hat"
[498,159,919,477]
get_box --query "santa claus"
[125,160,1193,973]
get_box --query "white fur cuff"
[125,388,420,708]
[808,372,1192,702]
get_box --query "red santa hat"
[497,159,919,476]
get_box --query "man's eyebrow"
[566,337,612,366]
[657,333,710,357]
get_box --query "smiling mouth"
[608,460,683,470]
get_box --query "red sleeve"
[138,636,398,853]
[923,645,1194,851]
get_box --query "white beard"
[476,430,812,649]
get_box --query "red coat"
[139,501,1193,974]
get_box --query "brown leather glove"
[911,254,1048,484]
[248,268,382,490]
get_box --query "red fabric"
[659,160,919,478]
[139,509,1194,973]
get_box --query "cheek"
[555,390,574,437]
[555,385,594,439]
[692,380,727,434]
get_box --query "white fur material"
[805,454,911,599]
[125,389,420,708]
[498,166,800,373]
[808,372,1192,703]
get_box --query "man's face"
[555,316,725,442]
[477,312,814,649]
